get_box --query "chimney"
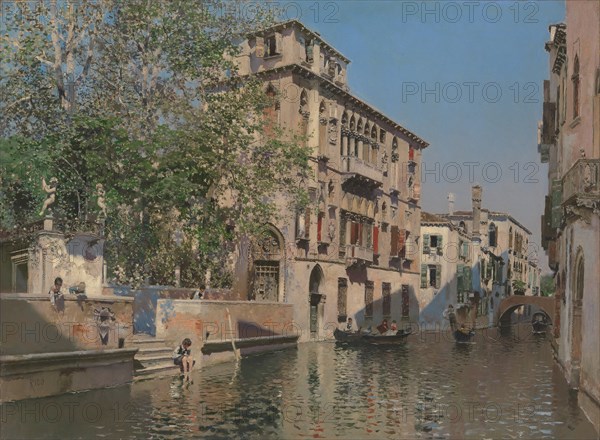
[447,193,455,215]
[471,185,482,242]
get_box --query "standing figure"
[443,304,458,332]
[96,183,107,218]
[39,177,58,216]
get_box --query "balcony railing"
[562,159,600,204]
[341,156,383,187]
[345,244,373,265]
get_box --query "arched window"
[342,111,348,126]
[299,90,309,116]
[263,84,279,136]
[572,55,580,119]
[364,122,370,136]
[371,125,377,139]
[391,137,398,162]
[488,223,497,247]
[509,227,513,248]
[459,221,467,233]
[349,115,355,131]
[357,118,363,133]
[319,100,326,116]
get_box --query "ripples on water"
[2,326,598,439]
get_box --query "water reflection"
[1,325,597,439]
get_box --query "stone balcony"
[345,244,373,266]
[562,159,600,216]
[340,156,383,190]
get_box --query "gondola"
[531,312,549,334]
[333,328,412,345]
[454,329,475,344]
[362,329,412,345]
[333,328,364,343]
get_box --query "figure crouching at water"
[173,338,194,380]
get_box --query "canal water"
[2,326,598,439]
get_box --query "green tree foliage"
[540,275,555,297]
[0,1,310,287]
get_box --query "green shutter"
[421,264,428,288]
[423,234,430,253]
[435,264,442,289]
[437,235,443,248]
[481,260,486,280]
[463,266,471,291]
[457,264,464,291]
[551,179,563,228]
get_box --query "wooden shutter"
[304,208,311,239]
[409,147,415,161]
[420,264,428,288]
[275,32,283,54]
[373,225,379,254]
[437,235,443,249]
[391,226,399,255]
[256,36,265,57]
[457,264,465,291]
[350,222,358,245]
[435,264,442,289]
[423,234,430,253]
[398,229,406,258]
[463,266,471,291]
[317,213,323,242]
[551,179,563,228]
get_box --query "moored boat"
[362,329,412,345]
[333,328,363,343]
[531,312,549,334]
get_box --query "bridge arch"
[495,295,555,326]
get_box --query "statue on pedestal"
[96,183,107,218]
[39,177,58,216]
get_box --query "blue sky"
[272,0,566,271]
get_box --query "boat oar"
[225,307,241,362]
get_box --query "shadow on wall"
[344,283,421,337]
[112,285,237,336]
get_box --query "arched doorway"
[309,265,325,339]
[571,249,584,387]
[249,226,284,302]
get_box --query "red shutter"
[391,226,399,255]
[317,213,323,242]
[350,222,358,244]
[373,226,379,254]
[358,222,364,246]
[409,147,415,161]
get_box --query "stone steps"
[131,334,179,380]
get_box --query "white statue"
[96,183,107,218]
[39,177,58,216]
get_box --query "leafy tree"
[540,275,555,297]
[0,1,310,288]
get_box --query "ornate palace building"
[231,20,429,341]
[539,2,600,431]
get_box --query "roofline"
[251,64,429,148]
[247,19,351,64]
[435,211,532,235]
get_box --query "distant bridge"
[495,295,555,326]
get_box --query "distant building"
[418,186,540,329]
[538,1,599,431]
[418,212,473,329]
[232,20,429,341]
